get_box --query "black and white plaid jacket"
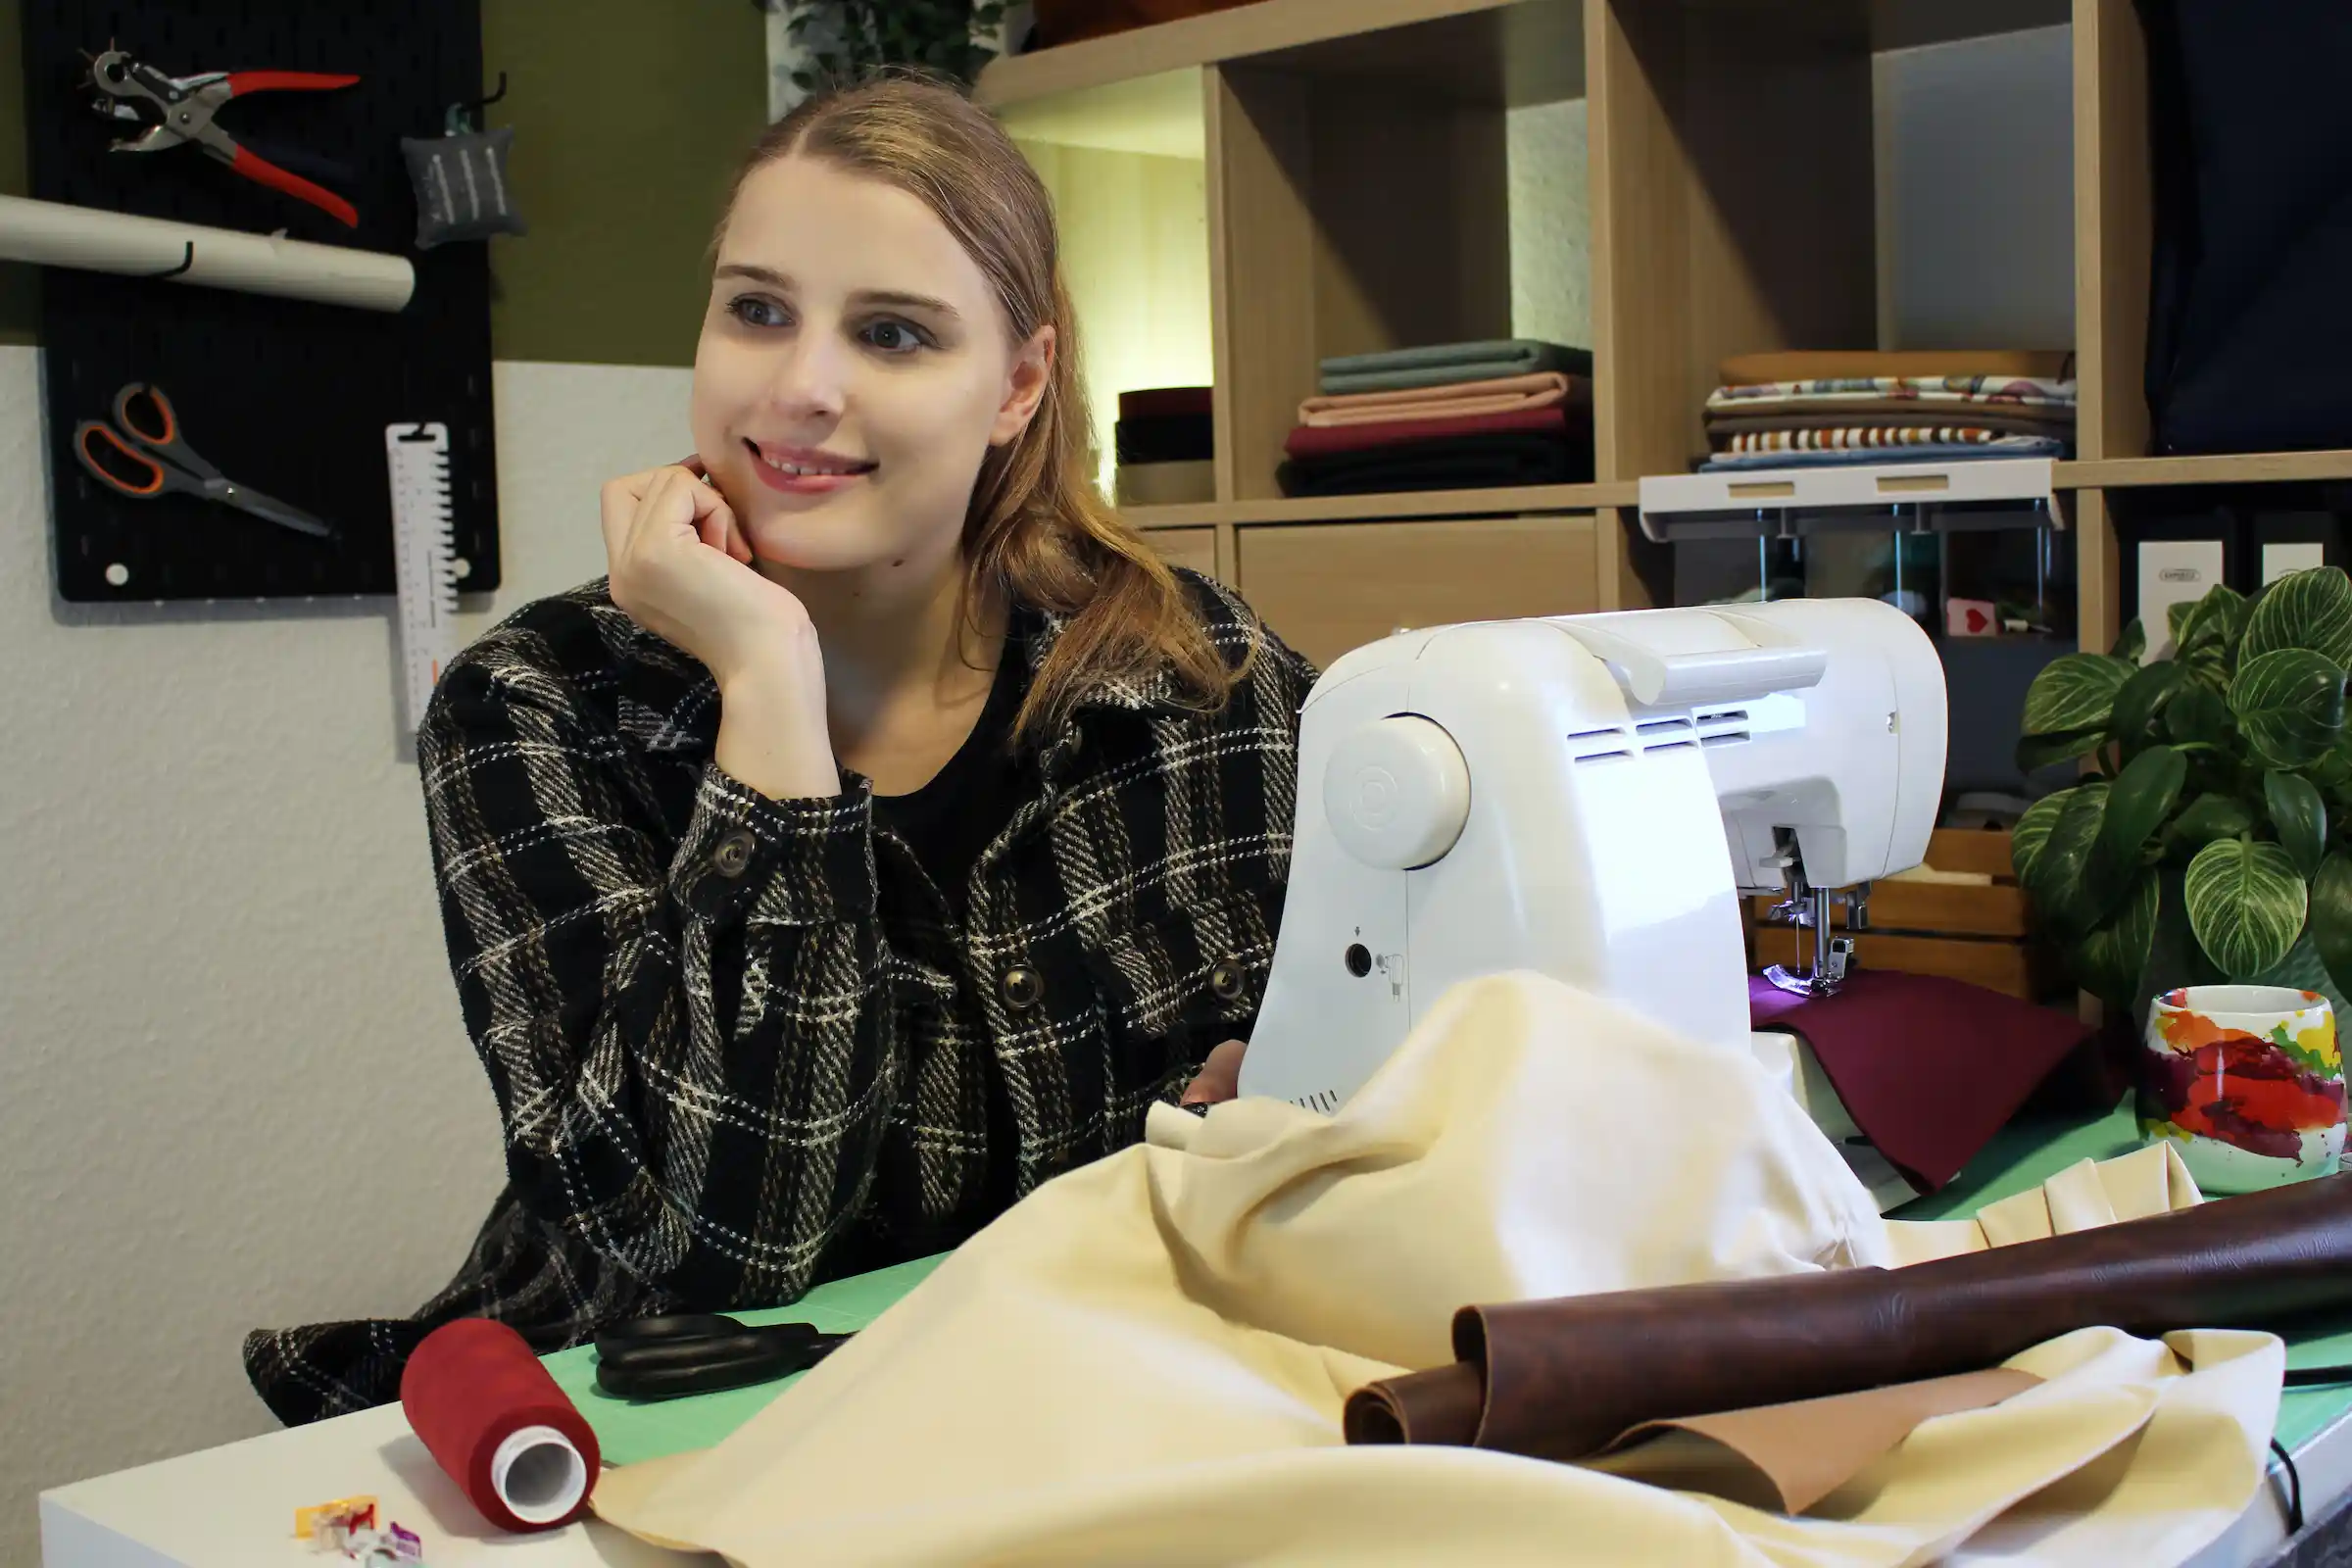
[242,570,1316,1424]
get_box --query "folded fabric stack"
[1699,350,2078,472]
[1113,386,1214,507]
[1278,339,1595,498]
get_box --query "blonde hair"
[719,71,1245,741]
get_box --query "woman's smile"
[744,437,877,496]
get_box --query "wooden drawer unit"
[1234,514,1598,669]
[1748,828,2061,1002]
[1144,525,1220,580]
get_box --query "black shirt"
[871,649,1032,1214]
[870,647,1029,920]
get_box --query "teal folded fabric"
[1318,339,1592,395]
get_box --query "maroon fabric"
[1117,386,1213,420]
[1282,404,1588,460]
[1750,971,2093,1191]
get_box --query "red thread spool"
[400,1319,601,1532]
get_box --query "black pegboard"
[22,0,500,602]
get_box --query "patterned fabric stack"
[1699,350,2077,472]
[1276,339,1594,497]
[1113,386,1214,507]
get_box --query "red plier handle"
[223,143,359,228]
[210,73,363,228]
[220,71,361,98]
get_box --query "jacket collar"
[612,586,1181,768]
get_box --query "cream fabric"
[1888,1143,2204,1266]
[594,972,2279,1568]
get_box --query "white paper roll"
[0,194,415,313]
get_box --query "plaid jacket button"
[711,828,757,878]
[1209,961,1248,1003]
[1001,966,1045,1011]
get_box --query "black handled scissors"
[74,383,334,540]
[594,1313,854,1401]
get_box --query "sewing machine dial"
[1322,714,1472,871]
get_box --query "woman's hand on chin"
[601,459,809,688]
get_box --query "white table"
[42,1392,2352,1567]
[39,1404,703,1567]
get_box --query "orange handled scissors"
[74,384,334,540]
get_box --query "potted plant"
[770,0,1011,91]
[2011,565,2352,1024]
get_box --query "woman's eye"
[728,296,789,328]
[860,318,929,354]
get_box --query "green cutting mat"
[551,1112,2352,1468]
[545,1254,946,1466]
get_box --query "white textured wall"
[1018,140,1214,492]
[0,350,691,1566]
[1507,97,1592,350]
[1875,26,2077,351]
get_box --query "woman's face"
[692,153,1053,577]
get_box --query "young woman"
[244,74,1316,1422]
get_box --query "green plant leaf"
[2165,682,2232,749]
[2177,583,2250,659]
[2090,744,2186,892]
[2184,837,2307,978]
[2075,867,2162,1009]
[2012,787,2082,879]
[2240,565,2352,667]
[2312,854,2352,1011]
[2166,595,2200,654]
[2108,661,2183,748]
[2022,653,2135,740]
[2111,618,2146,663]
[2024,782,2113,939]
[2229,648,2349,768]
[2163,793,2257,858]
[2266,770,2329,879]
[2017,728,2104,773]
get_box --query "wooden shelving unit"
[979,0,2352,669]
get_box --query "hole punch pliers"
[86,49,362,227]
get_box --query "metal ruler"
[386,422,459,741]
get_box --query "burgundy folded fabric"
[1749,971,2092,1191]
[1346,1170,2352,1460]
[1282,403,1587,460]
[1117,386,1213,420]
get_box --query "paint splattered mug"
[2140,985,2345,1194]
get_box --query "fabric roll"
[1114,459,1214,508]
[1117,385,1212,420]
[1719,426,2067,455]
[1318,339,1592,395]
[1114,413,1212,465]
[1299,372,1586,427]
[1277,434,1592,497]
[1718,350,2077,385]
[1707,375,2079,412]
[1346,1168,2352,1461]
[1706,407,2076,441]
[1698,438,2066,471]
[1283,403,1576,461]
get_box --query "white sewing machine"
[1237,598,1947,1209]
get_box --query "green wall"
[0,0,768,364]
[0,0,34,346]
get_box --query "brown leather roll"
[1346,1173,2352,1459]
